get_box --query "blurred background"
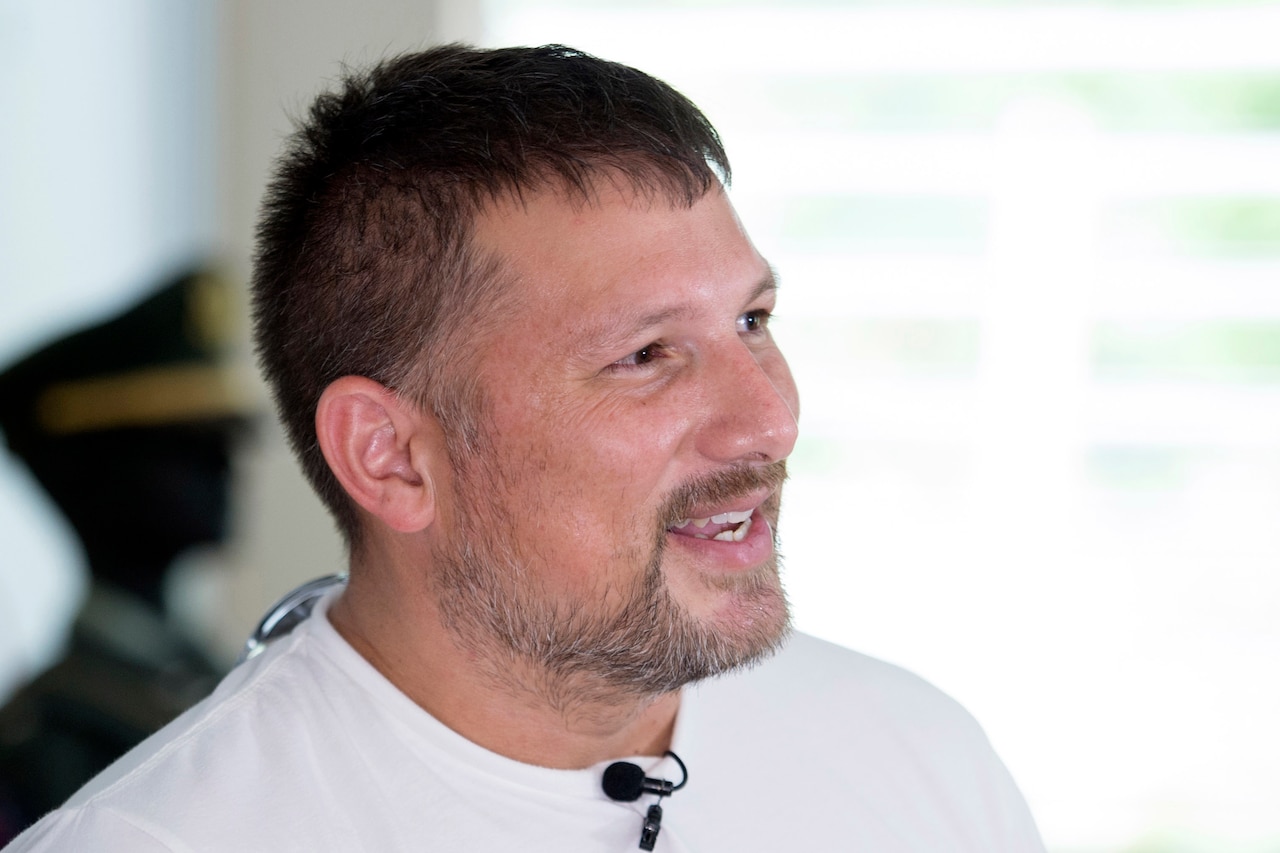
[1,0,1278,850]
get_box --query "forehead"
[469,180,768,322]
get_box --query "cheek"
[579,395,693,476]
[520,396,694,528]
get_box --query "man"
[8,45,1044,851]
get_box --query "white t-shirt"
[8,592,1044,852]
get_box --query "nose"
[694,340,800,466]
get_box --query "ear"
[315,376,439,534]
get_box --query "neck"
[328,562,681,769]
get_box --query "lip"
[667,487,776,528]
[665,491,778,572]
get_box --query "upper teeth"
[681,509,752,529]
[671,510,755,541]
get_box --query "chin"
[682,565,792,670]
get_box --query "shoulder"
[677,632,1045,851]
[4,803,183,852]
[61,631,308,807]
[13,614,348,848]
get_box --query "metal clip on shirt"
[237,574,348,664]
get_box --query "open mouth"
[668,509,754,542]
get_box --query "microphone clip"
[639,803,664,851]
[602,750,688,851]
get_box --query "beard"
[431,460,792,705]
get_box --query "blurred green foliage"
[789,316,982,373]
[1089,445,1193,490]
[715,73,1280,133]
[1107,198,1280,256]
[780,196,988,251]
[1094,320,1280,380]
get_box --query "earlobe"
[315,376,437,533]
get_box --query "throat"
[469,657,683,768]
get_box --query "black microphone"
[602,751,687,851]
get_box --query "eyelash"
[607,309,775,372]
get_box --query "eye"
[738,309,772,335]
[610,342,666,370]
[632,345,659,365]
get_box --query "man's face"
[430,180,800,701]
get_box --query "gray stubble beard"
[431,462,792,710]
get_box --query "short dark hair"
[251,44,731,547]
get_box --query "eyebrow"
[574,267,780,357]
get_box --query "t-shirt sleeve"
[5,805,180,853]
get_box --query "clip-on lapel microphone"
[602,750,688,851]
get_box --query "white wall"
[0,0,218,695]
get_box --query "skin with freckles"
[324,179,800,768]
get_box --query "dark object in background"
[0,269,253,841]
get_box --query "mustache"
[659,461,789,527]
